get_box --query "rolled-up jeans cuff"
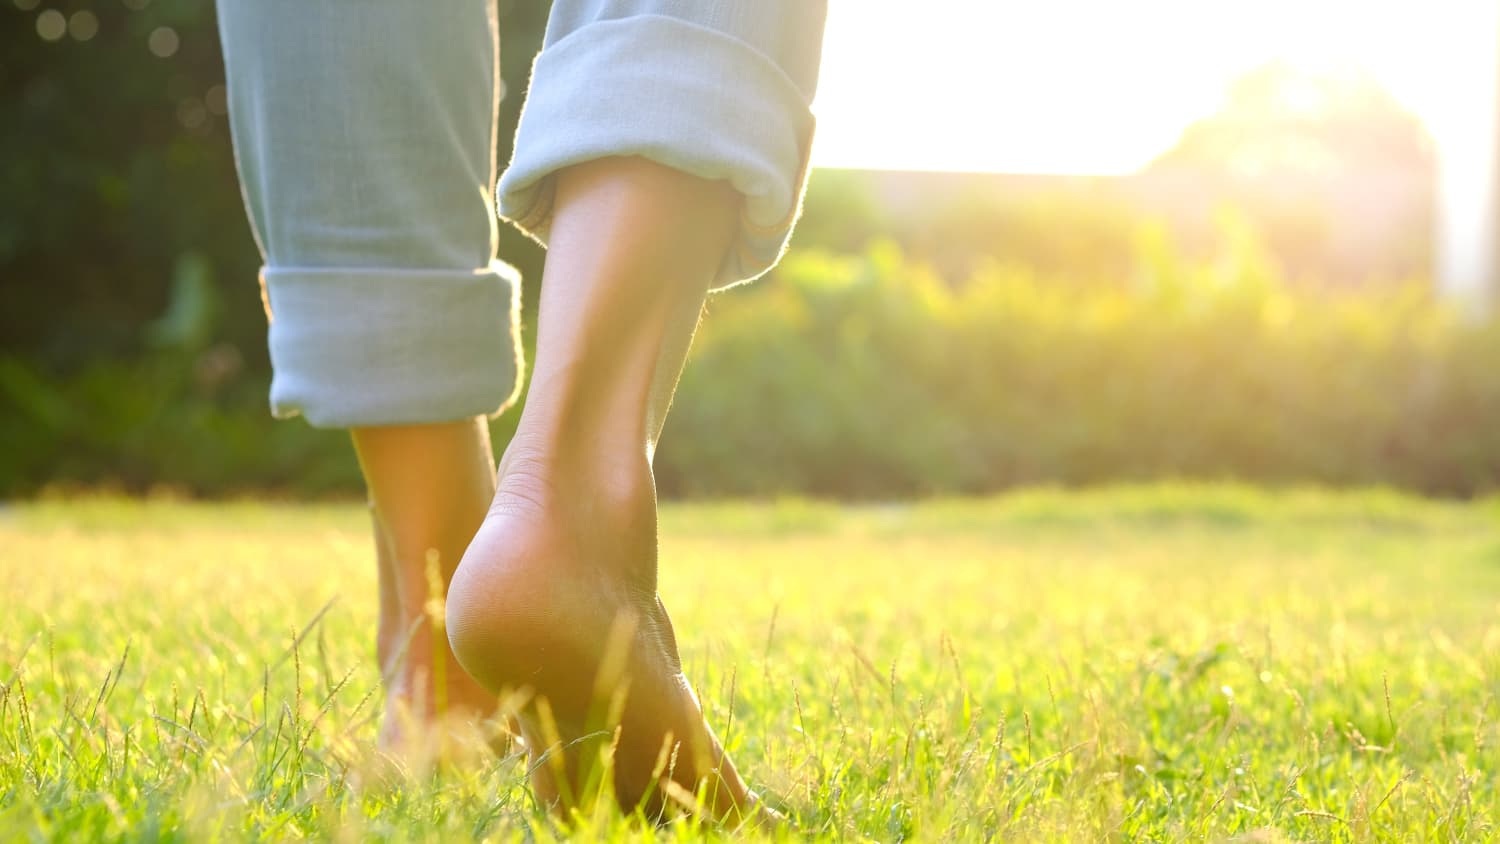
[498,15,816,291]
[261,261,522,428]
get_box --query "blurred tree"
[1152,62,1432,182]
[0,0,552,494]
[1141,62,1435,285]
[791,64,1436,291]
[1,0,251,369]
[0,0,551,374]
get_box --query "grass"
[2,484,1498,841]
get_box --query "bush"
[8,216,1500,499]
[657,233,1500,498]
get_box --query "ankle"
[446,447,662,691]
[495,425,655,519]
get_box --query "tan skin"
[352,156,758,823]
[351,418,500,750]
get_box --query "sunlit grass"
[3,485,1498,841]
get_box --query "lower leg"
[351,418,501,748]
[446,156,755,821]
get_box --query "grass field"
[2,485,1498,841]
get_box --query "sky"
[811,0,1500,175]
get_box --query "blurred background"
[4,0,1500,499]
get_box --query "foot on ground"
[376,652,513,765]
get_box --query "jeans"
[215,0,826,427]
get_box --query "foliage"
[9,221,1500,498]
[0,0,551,371]
[1142,62,1435,285]
[3,489,1498,840]
[801,65,1436,291]
[0,8,1470,499]
[2,0,254,370]
[660,229,1500,497]
[796,171,1158,287]
[0,0,548,496]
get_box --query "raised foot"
[445,465,762,825]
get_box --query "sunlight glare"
[813,0,1499,174]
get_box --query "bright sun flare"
[812,0,1499,174]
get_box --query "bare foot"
[446,156,765,824]
[375,620,510,761]
[359,455,509,762]
[446,441,760,823]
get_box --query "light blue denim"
[216,0,826,428]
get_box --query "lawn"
[2,485,1498,841]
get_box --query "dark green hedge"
[1,0,547,496]
[2,0,550,376]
